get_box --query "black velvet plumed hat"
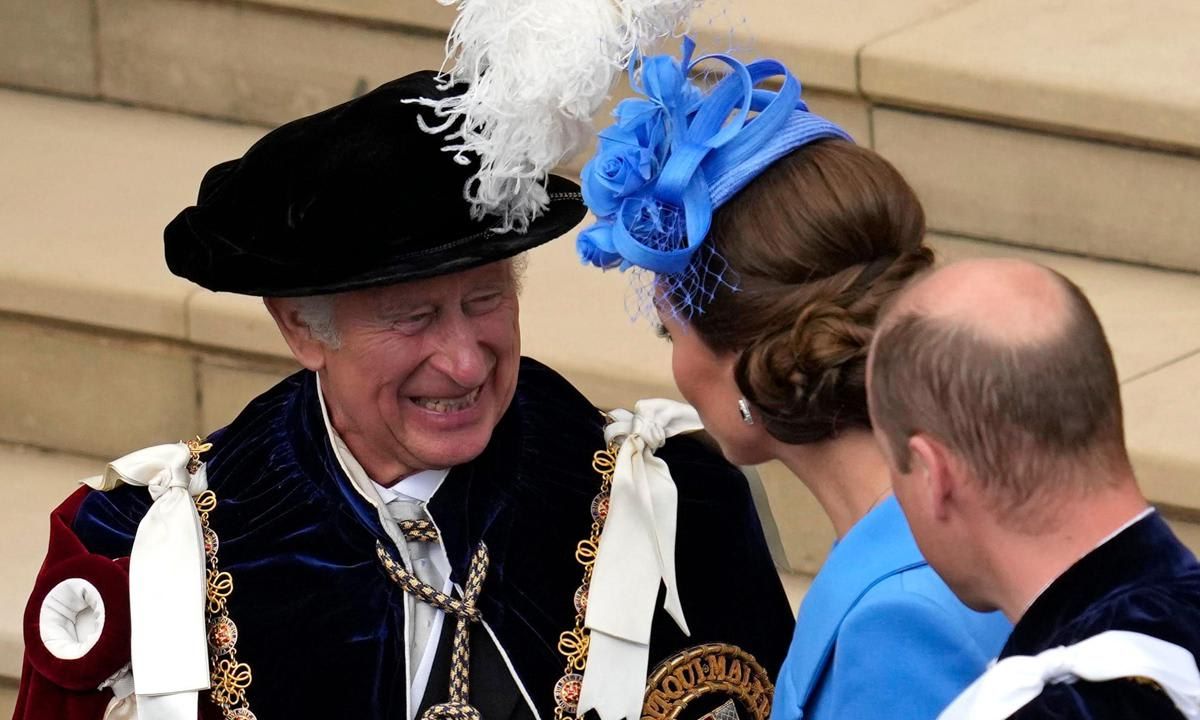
[165,71,586,296]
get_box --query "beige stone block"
[805,90,871,147]
[1167,515,1200,558]
[1123,352,1200,512]
[931,235,1200,383]
[0,0,96,96]
[861,0,1200,150]
[188,291,293,358]
[0,444,100,679]
[875,109,1200,274]
[520,224,678,401]
[0,681,14,714]
[198,356,299,432]
[692,0,974,94]
[0,317,200,457]
[97,0,449,126]
[244,0,456,31]
[211,0,969,98]
[754,460,834,576]
[0,88,261,338]
[778,570,812,616]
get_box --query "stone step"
[0,681,14,720]
[3,0,1198,271]
[2,85,1200,580]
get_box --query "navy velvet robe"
[1005,512,1200,719]
[62,358,793,720]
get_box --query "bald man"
[865,258,1200,719]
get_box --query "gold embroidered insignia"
[642,644,773,720]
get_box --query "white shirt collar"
[375,470,449,505]
[1098,506,1155,546]
[1022,506,1156,615]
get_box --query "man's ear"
[908,434,961,522]
[263,297,329,372]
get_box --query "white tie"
[938,630,1200,720]
[386,498,445,677]
[578,399,704,720]
[82,443,211,720]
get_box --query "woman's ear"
[263,297,329,372]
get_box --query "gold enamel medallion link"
[553,440,618,720]
[187,437,257,720]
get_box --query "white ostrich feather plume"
[414,0,701,233]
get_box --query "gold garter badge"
[642,644,773,720]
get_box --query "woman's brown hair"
[671,139,933,444]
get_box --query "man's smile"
[411,386,483,414]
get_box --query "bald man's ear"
[263,297,329,372]
[908,434,961,523]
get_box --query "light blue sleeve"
[818,586,1003,720]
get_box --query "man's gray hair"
[293,295,341,348]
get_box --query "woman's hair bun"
[737,288,874,444]
[676,139,935,445]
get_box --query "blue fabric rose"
[576,223,623,269]
[581,124,661,218]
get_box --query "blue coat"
[771,496,1011,720]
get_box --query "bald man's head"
[888,258,1072,345]
[868,258,1129,529]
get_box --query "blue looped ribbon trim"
[578,37,852,277]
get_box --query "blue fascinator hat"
[577,38,851,312]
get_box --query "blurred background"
[1,0,1198,711]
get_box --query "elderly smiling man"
[14,72,793,720]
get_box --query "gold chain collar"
[553,439,619,719]
[187,437,257,720]
[184,429,620,720]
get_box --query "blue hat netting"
[577,37,852,321]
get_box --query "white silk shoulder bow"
[938,630,1200,720]
[578,399,704,720]
[84,443,212,720]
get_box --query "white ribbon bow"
[938,630,1200,720]
[578,399,704,720]
[84,443,211,720]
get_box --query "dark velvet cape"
[15,357,793,720]
[1005,512,1200,719]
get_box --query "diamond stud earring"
[737,398,754,425]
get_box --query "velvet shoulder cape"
[1005,512,1200,719]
